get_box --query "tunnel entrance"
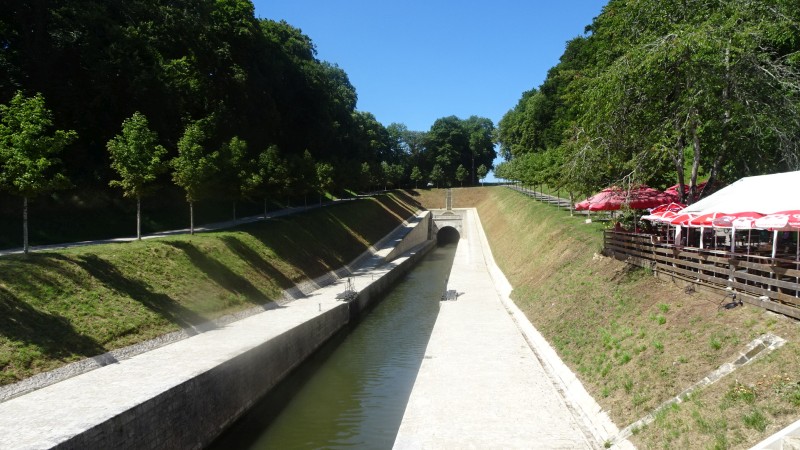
[436,226,460,245]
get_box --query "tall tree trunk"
[471,156,475,186]
[672,132,686,204]
[137,195,142,240]
[264,198,268,219]
[23,196,29,254]
[232,201,237,223]
[189,201,194,235]
[689,113,702,205]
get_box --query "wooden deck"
[604,231,800,320]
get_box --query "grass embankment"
[412,187,800,449]
[0,193,421,386]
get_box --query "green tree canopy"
[172,119,219,234]
[0,91,76,252]
[107,111,168,239]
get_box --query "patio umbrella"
[754,211,800,260]
[669,213,698,246]
[710,212,764,253]
[665,181,708,202]
[649,202,687,215]
[687,212,725,249]
[577,186,678,212]
[574,199,591,211]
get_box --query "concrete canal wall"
[0,212,435,450]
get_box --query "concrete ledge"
[60,303,351,449]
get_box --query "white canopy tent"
[677,170,800,259]
[680,170,800,215]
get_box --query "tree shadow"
[0,285,105,363]
[395,190,425,209]
[71,254,209,330]
[218,235,296,290]
[164,241,271,305]
[373,194,418,221]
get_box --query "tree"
[477,164,488,186]
[455,164,468,186]
[358,161,373,193]
[254,145,290,214]
[171,120,218,235]
[217,136,251,222]
[410,166,423,189]
[378,161,403,190]
[429,164,444,188]
[106,112,167,240]
[315,161,334,205]
[0,92,76,253]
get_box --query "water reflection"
[211,243,457,449]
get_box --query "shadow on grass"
[218,236,296,290]
[397,190,425,207]
[0,285,105,364]
[164,241,271,305]
[71,254,210,330]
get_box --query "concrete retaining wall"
[55,218,436,449]
[383,212,431,262]
[58,304,352,450]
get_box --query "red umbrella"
[649,202,686,214]
[574,199,591,211]
[580,186,677,211]
[687,212,724,227]
[754,211,800,260]
[754,210,800,230]
[642,210,679,223]
[669,213,698,226]
[665,181,708,202]
[711,211,764,229]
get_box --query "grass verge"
[411,186,800,449]
[0,193,419,385]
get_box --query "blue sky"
[252,1,608,177]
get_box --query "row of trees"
[1,0,496,250]
[0,90,495,252]
[496,0,800,204]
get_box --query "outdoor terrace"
[604,230,800,320]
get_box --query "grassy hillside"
[413,187,800,449]
[0,194,419,385]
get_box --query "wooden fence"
[604,231,800,320]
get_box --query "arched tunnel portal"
[436,226,460,245]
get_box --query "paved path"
[394,209,609,449]
[0,200,353,256]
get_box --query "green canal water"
[211,243,457,449]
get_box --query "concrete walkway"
[394,209,621,449]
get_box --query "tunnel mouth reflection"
[436,226,460,245]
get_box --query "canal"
[211,242,458,449]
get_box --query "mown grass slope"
[0,193,420,385]
[412,187,800,449]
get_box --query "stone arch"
[436,226,460,245]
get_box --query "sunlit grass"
[0,193,418,385]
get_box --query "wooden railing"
[604,230,800,319]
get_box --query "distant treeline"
[0,0,495,248]
[496,0,800,203]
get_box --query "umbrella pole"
[700,226,705,249]
[772,230,778,259]
[730,226,736,253]
[747,229,752,255]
